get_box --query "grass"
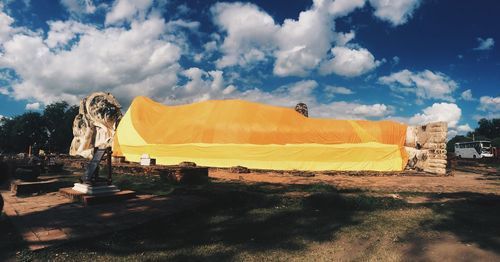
[112,173,175,195]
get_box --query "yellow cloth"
[114,96,408,171]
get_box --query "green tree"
[6,112,47,153]
[447,135,472,152]
[0,102,79,154]
[492,137,500,148]
[43,102,79,153]
[473,118,500,140]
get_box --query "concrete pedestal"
[72,183,120,195]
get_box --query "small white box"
[140,154,156,166]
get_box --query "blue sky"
[0,0,499,138]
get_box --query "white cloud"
[45,20,93,48]
[0,87,9,95]
[478,96,500,112]
[334,30,356,46]
[105,0,152,25]
[165,19,200,31]
[392,56,400,65]
[160,67,236,105]
[0,14,182,106]
[460,89,474,101]
[25,102,40,110]
[318,0,366,17]
[473,37,494,51]
[211,2,278,68]
[211,1,390,77]
[61,0,97,16]
[324,85,354,96]
[273,4,336,77]
[319,46,381,77]
[369,0,421,26]
[457,124,472,133]
[0,6,14,44]
[447,129,457,139]
[378,69,458,101]
[408,102,461,128]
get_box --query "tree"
[474,118,500,140]
[492,137,500,148]
[447,135,472,152]
[0,102,79,154]
[43,102,79,153]
[6,112,48,153]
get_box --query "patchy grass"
[112,174,175,195]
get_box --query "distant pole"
[473,133,475,141]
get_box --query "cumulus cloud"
[319,46,381,77]
[378,69,458,101]
[460,89,474,101]
[211,2,278,68]
[0,87,9,95]
[0,9,182,106]
[408,102,461,128]
[0,6,14,44]
[324,85,354,97]
[105,0,152,25]
[318,0,366,17]
[273,5,335,77]
[25,102,40,110]
[160,67,237,104]
[473,37,494,51]
[61,0,97,16]
[457,124,472,133]
[478,96,500,112]
[368,0,421,26]
[211,0,393,77]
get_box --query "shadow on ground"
[22,181,408,261]
[403,192,500,260]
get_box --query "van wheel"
[473,155,477,159]
[457,155,461,159]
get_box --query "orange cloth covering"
[113,96,408,171]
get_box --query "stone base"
[72,183,120,195]
[59,187,135,206]
[10,179,71,196]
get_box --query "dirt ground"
[210,162,500,195]
[206,161,500,261]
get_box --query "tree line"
[447,118,500,152]
[0,102,79,154]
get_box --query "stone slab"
[10,179,71,196]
